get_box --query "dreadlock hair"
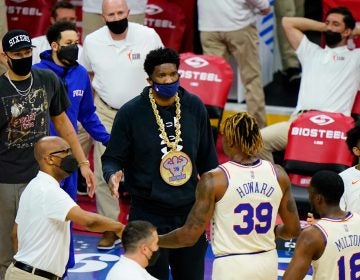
[223,112,263,157]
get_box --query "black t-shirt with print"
[0,68,69,183]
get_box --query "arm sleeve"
[79,38,92,72]
[48,71,70,116]
[44,187,77,222]
[101,108,132,183]
[78,74,110,145]
[295,36,318,65]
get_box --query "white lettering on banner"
[290,127,346,140]
[144,18,176,29]
[7,6,42,16]
[178,70,222,82]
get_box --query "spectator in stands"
[274,0,304,85]
[82,0,148,41]
[339,123,360,213]
[197,0,270,129]
[283,170,360,280]
[32,1,80,64]
[5,136,123,280]
[259,6,360,163]
[0,28,94,280]
[106,220,159,280]
[102,47,218,279]
[158,112,300,280]
[33,20,110,276]
[80,0,163,250]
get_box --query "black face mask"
[147,249,160,267]
[57,44,79,67]
[56,154,78,174]
[106,18,128,34]
[324,31,343,47]
[8,56,32,76]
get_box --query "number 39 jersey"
[312,212,360,280]
[211,160,283,256]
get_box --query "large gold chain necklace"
[149,89,181,151]
[149,89,192,187]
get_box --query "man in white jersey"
[339,123,360,214]
[259,6,360,162]
[5,136,124,280]
[158,112,301,280]
[283,170,360,280]
[80,0,163,250]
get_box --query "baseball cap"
[2,29,35,52]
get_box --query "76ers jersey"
[211,160,283,256]
[312,212,360,280]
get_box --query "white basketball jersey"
[211,160,283,256]
[312,212,360,280]
[339,166,360,214]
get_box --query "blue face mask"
[152,80,180,98]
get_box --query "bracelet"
[78,160,90,167]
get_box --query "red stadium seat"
[179,53,233,142]
[284,111,355,204]
[145,0,186,51]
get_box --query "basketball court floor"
[66,231,312,279]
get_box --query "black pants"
[129,205,208,280]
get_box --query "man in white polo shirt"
[80,0,163,250]
[5,136,124,280]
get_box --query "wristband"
[78,160,90,167]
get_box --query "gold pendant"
[160,150,193,186]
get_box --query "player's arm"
[158,169,223,248]
[274,164,301,239]
[66,205,124,238]
[282,17,327,50]
[282,226,325,280]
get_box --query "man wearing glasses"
[5,136,123,280]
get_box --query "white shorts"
[212,249,278,280]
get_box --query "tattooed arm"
[274,164,301,240]
[158,168,226,248]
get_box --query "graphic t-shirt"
[0,68,69,183]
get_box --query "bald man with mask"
[5,136,124,280]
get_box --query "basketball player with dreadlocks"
[158,112,301,279]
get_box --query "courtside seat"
[179,53,233,142]
[283,111,355,212]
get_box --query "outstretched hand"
[80,165,96,198]
[108,170,123,199]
